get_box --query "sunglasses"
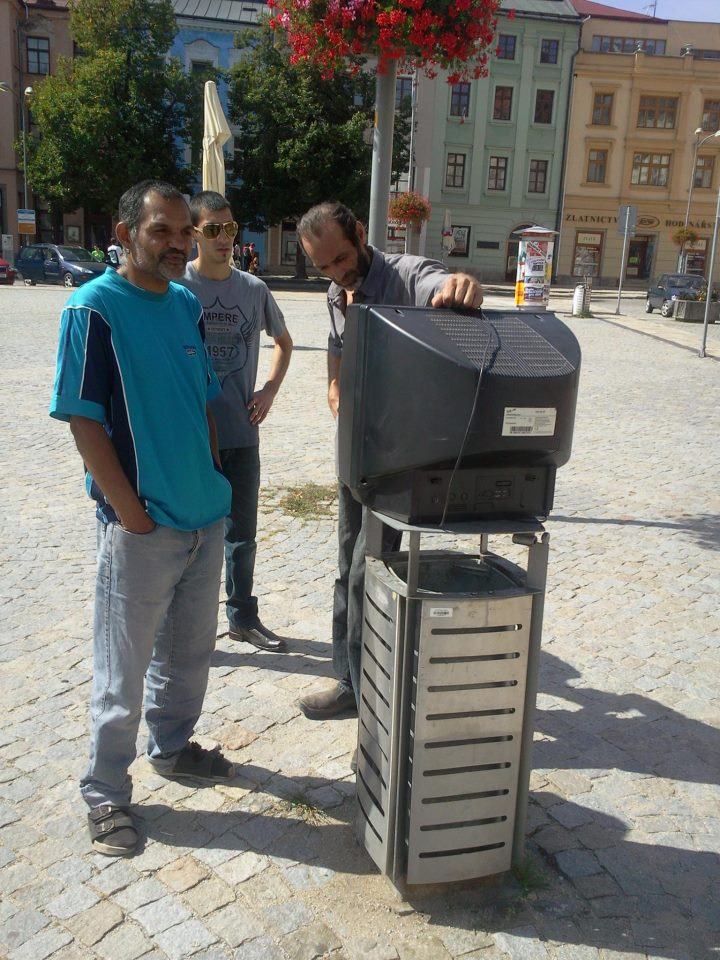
[195,221,239,240]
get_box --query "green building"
[412,0,581,281]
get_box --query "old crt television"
[337,306,580,524]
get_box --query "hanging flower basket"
[388,191,432,225]
[268,0,503,81]
[671,226,699,249]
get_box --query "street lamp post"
[0,81,32,212]
[699,183,720,359]
[682,127,720,271]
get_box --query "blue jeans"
[332,482,401,703]
[220,446,261,630]
[80,519,224,809]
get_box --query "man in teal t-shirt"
[50,180,235,857]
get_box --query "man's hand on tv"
[328,378,340,419]
[431,273,483,310]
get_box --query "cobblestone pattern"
[0,284,718,960]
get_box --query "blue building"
[170,0,268,261]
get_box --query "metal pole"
[699,185,720,359]
[512,531,549,864]
[367,61,398,251]
[615,205,631,315]
[681,136,700,271]
[404,69,417,255]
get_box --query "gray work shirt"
[180,263,286,449]
[327,245,450,356]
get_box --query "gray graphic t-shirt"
[180,263,286,449]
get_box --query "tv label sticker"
[502,407,556,437]
[429,607,453,618]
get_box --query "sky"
[602,0,720,21]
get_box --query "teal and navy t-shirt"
[49,268,231,531]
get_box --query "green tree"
[24,0,207,215]
[227,22,410,276]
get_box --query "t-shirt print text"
[204,296,257,370]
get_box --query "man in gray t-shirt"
[180,191,293,651]
[295,201,482,737]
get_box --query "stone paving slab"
[0,285,718,960]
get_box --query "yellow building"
[557,0,720,286]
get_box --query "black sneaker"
[88,804,138,857]
[229,622,287,652]
[151,741,236,784]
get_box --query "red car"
[0,258,17,285]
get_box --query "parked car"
[16,243,108,287]
[646,273,705,317]
[0,258,17,285]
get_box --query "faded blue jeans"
[80,519,224,809]
[332,482,401,704]
[220,445,261,630]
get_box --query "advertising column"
[514,225,558,310]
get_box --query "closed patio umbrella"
[202,80,231,194]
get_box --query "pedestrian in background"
[180,190,293,652]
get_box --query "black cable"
[439,315,500,527]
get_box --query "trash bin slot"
[424,762,511,777]
[422,788,509,805]
[425,735,513,749]
[426,707,515,721]
[362,642,391,682]
[361,693,390,737]
[358,769,385,817]
[360,718,389,764]
[418,841,505,859]
[429,652,520,664]
[357,794,383,842]
[359,742,387,788]
[364,613,393,653]
[430,624,521,635]
[427,680,517,693]
[365,580,395,620]
[363,668,391,708]
[366,590,394,622]
[420,815,507,832]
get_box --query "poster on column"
[515,237,554,309]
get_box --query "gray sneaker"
[229,622,287,652]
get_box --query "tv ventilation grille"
[428,312,574,378]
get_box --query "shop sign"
[576,232,602,246]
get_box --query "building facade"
[0,0,78,257]
[557,0,720,286]
[411,0,581,281]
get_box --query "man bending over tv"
[295,201,483,760]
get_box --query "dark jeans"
[332,481,401,703]
[220,445,261,630]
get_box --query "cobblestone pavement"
[1,283,718,960]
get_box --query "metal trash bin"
[356,531,547,887]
